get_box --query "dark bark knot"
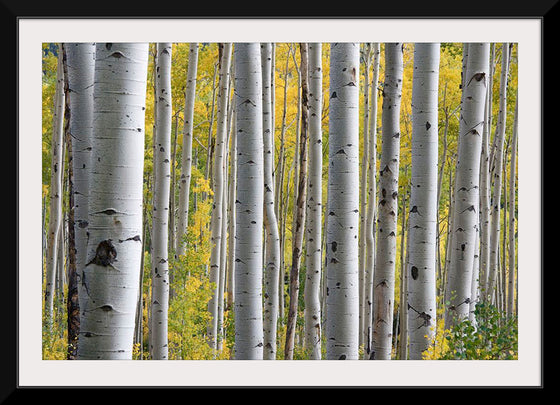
[411,266,419,280]
[87,240,117,267]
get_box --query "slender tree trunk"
[207,43,232,352]
[233,43,264,360]
[261,43,282,360]
[507,93,518,317]
[77,43,148,360]
[364,43,380,359]
[150,43,173,360]
[487,43,511,304]
[285,43,309,360]
[406,43,440,360]
[478,44,495,300]
[359,44,371,351]
[303,42,323,360]
[444,43,490,329]
[226,111,237,310]
[325,42,360,360]
[45,45,65,327]
[372,43,404,360]
[175,44,199,257]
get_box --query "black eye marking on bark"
[425,121,431,130]
[105,43,112,50]
[331,241,337,252]
[331,91,337,99]
[467,72,486,87]
[411,266,419,280]
[99,305,113,312]
[109,51,125,59]
[86,239,117,267]
[338,354,346,360]
[118,234,141,243]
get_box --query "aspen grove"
[42,42,519,361]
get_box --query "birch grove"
[41,41,520,363]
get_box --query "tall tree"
[44,45,65,327]
[207,43,232,352]
[62,42,95,358]
[233,43,264,360]
[372,43,404,360]
[406,43,440,360]
[325,42,360,360]
[444,43,490,328]
[175,43,199,257]
[363,42,380,359]
[261,42,281,360]
[285,43,309,360]
[303,42,323,360]
[507,92,518,317]
[487,43,511,304]
[77,43,149,360]
[151,43,173,360]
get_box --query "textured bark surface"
[304,42,323,360]
[151,43,172,360]
[62,42,95,358]
[261,43,281,360]
[372,43,404,360]
[285,43,309,361]
[77,43,148,360]
[444,43,490,328]
[325,43,360,360]
[363,43,380,359]
[45,46,65,326]
[233,43,264,360]
[406,43,440,359]
[207,43,232,352]
[175,44,199,256]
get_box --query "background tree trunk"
[150,43,173,360]
[175,43,199,257]
[444,43,490,329]
[372,43,404,360]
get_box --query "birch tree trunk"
[507,93,518,317]
[45,45,65,327]
[233,43,264,360]
[359,44,371,351]
[325,42,360,360]
[226,111,237,310]
[487,43,511,304]
[62,42,95,357]
[261,43,281,360]
[77,43,148,360]
[285,43,309,360]
[444,43,490,329]
[150,43,172,360]
[372,43,404,360]
[364,43,380,359]
[303,42,323,360]
[207,43,232,352]
[479,44,495,300]
[406,43,440,360]
[175,43,199,256]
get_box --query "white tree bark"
[207,43,232,352]
[359,44,371,351]
[261,43,281,360]
[77,43,148,359]
[304,42,323,360]
[175,43,199,256]
[364,43,380,359]
[64,43,95,325]
[45,45,65,326]
[325,43,360,360]
[487,43,511,304]
[150,43,172,360]
[406,43,440,360]
[507,92,518,317]
[233,43,264,360]
[372,43,404,360]
[479,44,495,300]
[444,43,490,328]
